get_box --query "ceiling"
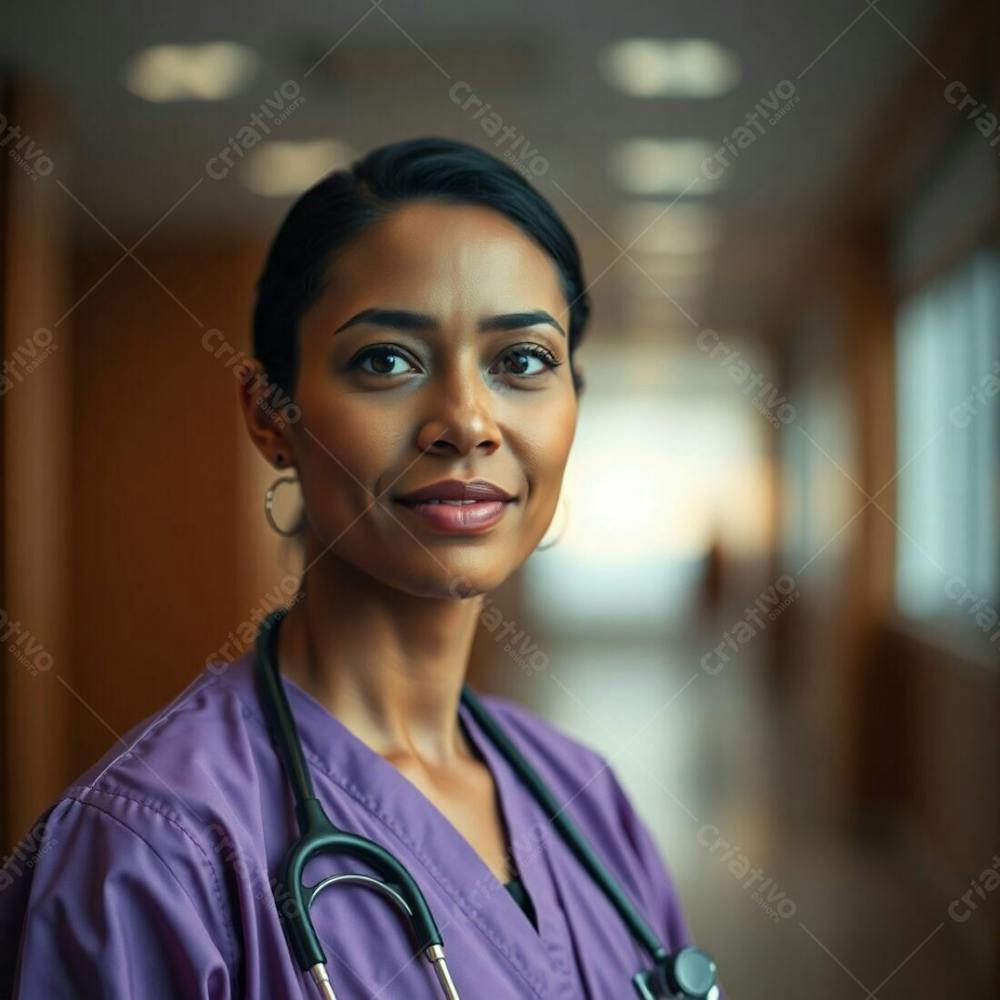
[3,0,946,338]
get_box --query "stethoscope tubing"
[253,607,717,999]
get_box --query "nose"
[415,360,502,458]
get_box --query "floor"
[505,623,996,999]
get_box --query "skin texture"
[238,200,581,884]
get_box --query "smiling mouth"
[402,498,500,505]
[393,496,516,533]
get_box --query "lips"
[393,478,516,534]
[395,479,515,505]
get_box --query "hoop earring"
[536,495,570,551]
[265,473,301,537]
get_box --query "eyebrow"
[332,307,567,339]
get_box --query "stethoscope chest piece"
[633,945,718,999]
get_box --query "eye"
[491,344,562,378]
[349,345,420,378]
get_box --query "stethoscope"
[254,607,720,999]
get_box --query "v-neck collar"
[258,662,582,999]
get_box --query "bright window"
[895,247,1000,622]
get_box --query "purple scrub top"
[1,649,725,998]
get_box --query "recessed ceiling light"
[239,140,356,198]
[627,252,716,300]
[598,38,740,98]
[621,262,712,299]
[638,251,716,279]
[616,201,723,255]
[610,138,726,195]
[123,42,259,102]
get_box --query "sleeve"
[2,794,234,999]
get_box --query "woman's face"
[268,200,579,598]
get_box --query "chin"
[394,558,518,602]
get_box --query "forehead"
[317,200,567,320]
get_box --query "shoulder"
[0,656,265,994]
[15,651,269,908]
[63,653,262,828]
[472,691,648,858]
[474,690,695,951]
[473,690,606,773]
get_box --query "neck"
[277,550,484,766]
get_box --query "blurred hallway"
[509,624,993,998]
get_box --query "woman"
[1,138,721,998]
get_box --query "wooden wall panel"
[1,80,72,841]
[66,231,268,778]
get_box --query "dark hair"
[252,137,590,397]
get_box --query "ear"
[234,359,299,468]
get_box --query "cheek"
[295,402,400,519]
[518,402,577,507]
